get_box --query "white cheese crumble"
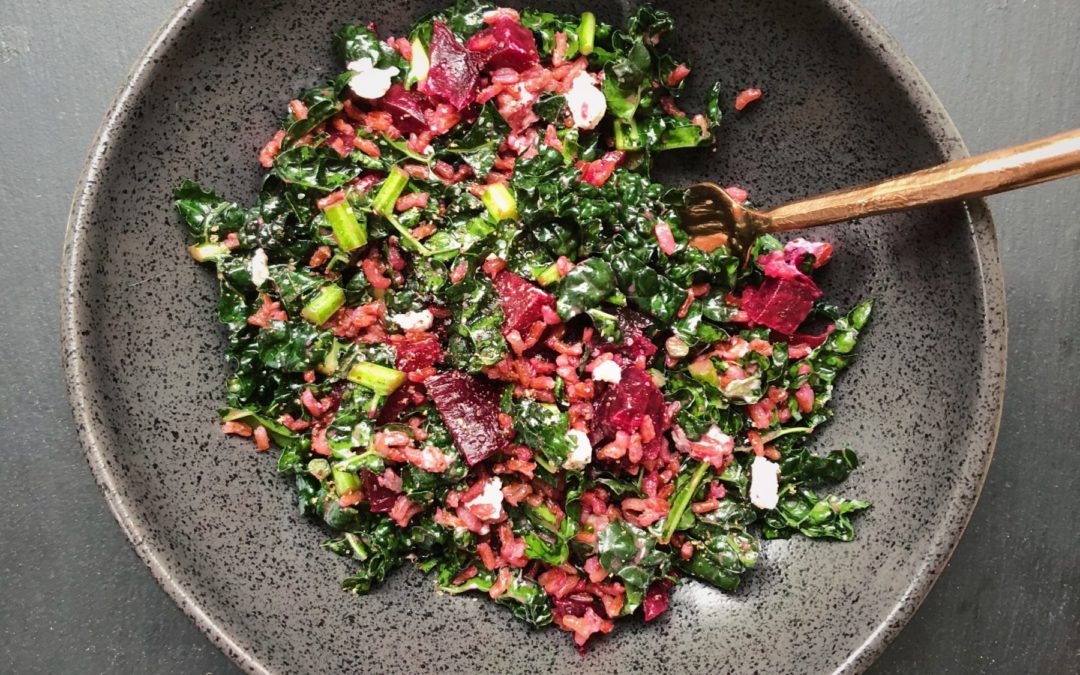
[346,57,400,99]
[562,429,593,471]
[464,477,504,520]
[749,455,781,510]
[591,359,622,384]
[250,248,269,288]
[701,424,733,449]
[565,72,607,130]
[389,309,434,332]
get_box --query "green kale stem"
[613,118,642,151]
[324,200,367,252]
[759,426,813,444]
[481,182,518,221]
[385,213,431,256]
[578,12,596,55]
[347,361,406,396]
[660,460,710,545]
[372,166,410,216]
[300,285,345,325]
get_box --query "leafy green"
[271,144,364,193]
[602,39,652,122]
[762,490,870,541]
[173,180,247,240]
[555,258,615,320]
[439,565,553,628]
[508,398,572,472]
[676,527,759,590]
[597,521,672,614]
[444,104,509,177]
[608,249,687,325]
[282,84,344,147]
[255,320,332,372]
[443,273,508,372]
[334,24,406,70]
[520,9,580,59]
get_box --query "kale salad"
[175,2,872,650]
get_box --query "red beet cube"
[741,277,822,336]
[643,579,674,621]
[394,333,443,372]
[615,307,658,360]
[376,82,429,134]
[361,470,400,513]
[594,366,665,438]
[425,370,508,465]
[466,17,539,71]
[493,271,556,336]
[419,22,483,110]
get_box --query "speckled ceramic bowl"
[61,0,1006,672]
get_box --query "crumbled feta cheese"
[562,429,593,471]
[565,72,607,130]
[389,309,434,332]
[464,477,504,520]
[591,359,622,384]
[701,424,733,448]
[346,57,400,99]
[250,248,269,288]
[749,455,781,510]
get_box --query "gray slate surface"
[0,0,1076,672]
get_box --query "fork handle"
[764,128,1080,231]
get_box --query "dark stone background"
[0,0,1075,672]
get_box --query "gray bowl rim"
[60,0,1008,672]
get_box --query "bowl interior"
[63,1,1005,673]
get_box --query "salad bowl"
[61,0,1006,672]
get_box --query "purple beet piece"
[466,16,539,71]
[615,307,658,360]
[418,22,482,110]
[376,382,419,425]
[643,579,674,621]
[596,307,658,360]
[376,82,429,134]
[493,270,556,336]
[552,595,601,619]
[741,276,822,336]
[594,366,665,438]
[361,470,399,513]
[425,370,508,465]
[394,333,442,373]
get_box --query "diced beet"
[615,307,658,360]
[394,333,443,372]
[594,366,665,438]
[362,470,399,513]
[784,324,834,348]
[376,83,429,134]
[376,382,420,425]
[466,16,539,71]
[425,370,508,465]
[643,579,674,621]
[552,594,601,619]
[493,271,556,336]
[741,277,822,335]
[419,22,483,110]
